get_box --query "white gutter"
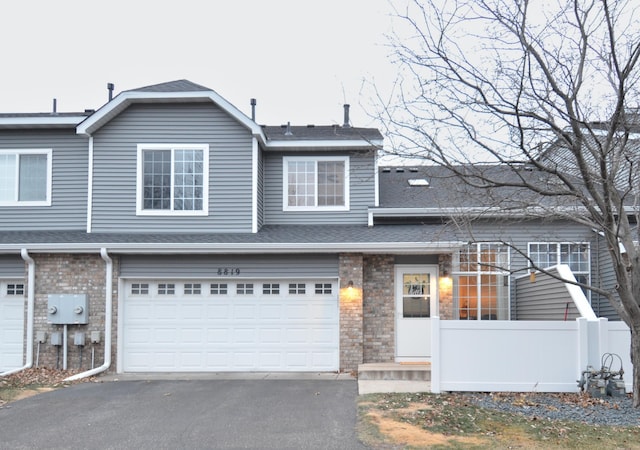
[264,139,383,149]
[0,115,86,127]
[369,205,640,219]
[0,241,466,255]
[65,248,112,381]
[1,249,35,377]
[251,136,259,233]
[86,136,94,232]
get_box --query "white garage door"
[0,281,25,372]
[122,279,339,372]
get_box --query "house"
[0,80,621,378]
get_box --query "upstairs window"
[528,242,591,296]
[0,149,52,206]
[137,144,209,216]
[283,156,349,211]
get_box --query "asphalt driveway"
[0,378,367,449]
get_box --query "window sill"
[136,210,209,217]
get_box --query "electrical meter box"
[47,294,89,324]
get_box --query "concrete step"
[358,363,431,381]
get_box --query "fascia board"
[265,139,383,150]
[0,116,86,128]
[76,91,266,143]
[370,205,640,218]
[370,207,519,217]
[0,241,466,255]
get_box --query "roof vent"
[343,104,351,128]
[307,124,315,128]
[408,179,430,186]
[284,121,293,136]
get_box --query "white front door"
[395,265,438,361]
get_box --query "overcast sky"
[0,0,397,129]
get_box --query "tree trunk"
[632,328,640,407]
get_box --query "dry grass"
[357,392,640,449]
[0,367,94,406]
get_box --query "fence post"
[577,317,589,384]
[431,316,440,393]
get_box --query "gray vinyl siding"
[0,129,88,231]
[263,150,375,225]
[0,255,25,277]
[119,254,338,278]
[257,148,264,229]
[514,268,581,320]
[449,219,598,319]
[591,232,620,319]
[90,103,254,233]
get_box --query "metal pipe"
[65,248,113,381]
[1,249,35,376]
[63,325,68,370]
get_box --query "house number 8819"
[217,268,241,275]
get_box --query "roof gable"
[77,80,264,138]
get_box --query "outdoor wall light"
[347,280,354,288]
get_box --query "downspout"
[1,249,35,376]
[65,248,112,381]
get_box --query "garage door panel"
[259,328,282,344]
[312,327,338,344]
[207,304,230,318]
[181,328,203,344]
[181,304,204,320]
[207,328,230,343]
[234,304,257,319]
[234,352,257,368]
[0,286,26,372]
[123,279,338,372]
[259,304,283,320]
[233,328,257,344]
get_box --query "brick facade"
[29,253,118,373]
[438,253,454,319]
[18,251,451,374]
[363,255,395,363]
[338,253,363,371]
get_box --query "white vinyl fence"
[431,317,632,393]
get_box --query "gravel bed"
[462,392,640,427]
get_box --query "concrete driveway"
[0,377,367,449]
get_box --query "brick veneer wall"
[438,253,454,319]
[338,253,363,371]
[363,255,395,363]
[30,253,119,373]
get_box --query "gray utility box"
[47,294,89,324]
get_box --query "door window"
[402,273,430,318]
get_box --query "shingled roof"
[0,225,463,254]
[125,79,212,93]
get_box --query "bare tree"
[377,0,640,405]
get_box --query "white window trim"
[527,242,591,273]
[0,148,52,206]
[452,242,511,320]
[282,155,350,212]
[136,144,209,216]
